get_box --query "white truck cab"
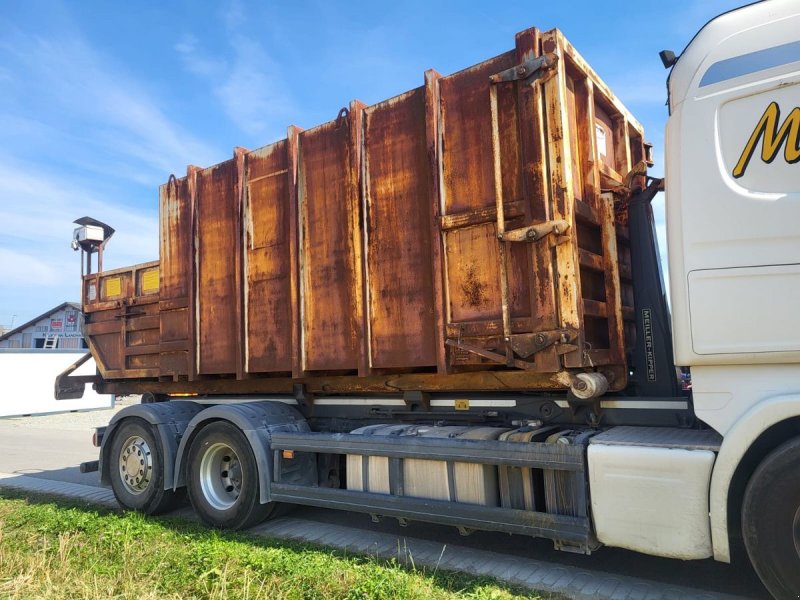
[665,1,800,594]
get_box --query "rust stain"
[460,263,489,309]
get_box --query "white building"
[0,302,86,349]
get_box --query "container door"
[437,31,561,373]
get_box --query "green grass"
[0,492,542,599]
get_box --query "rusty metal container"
[81,27,648,397]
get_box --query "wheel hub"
[118,435,153,495]
[199,443,243,511]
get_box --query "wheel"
[186,421,275,529]
[742,437,800,599]
[108,418,177,514]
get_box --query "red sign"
[50,319,63,330]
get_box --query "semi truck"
[56,2,800,597]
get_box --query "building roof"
[0,302,82,342]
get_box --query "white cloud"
[0,248,69,288]
[215,35,293,136]
[0,29,218,179]
[0,159,158,295]
[174,12,293,140]
[174,34,225,78]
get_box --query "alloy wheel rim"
[199,442,242,511]
[118,435,153,495]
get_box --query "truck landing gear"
[186,421,277,529]
[108,419,178,514]
[743,437,800,599]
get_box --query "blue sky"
[0,0,745,328]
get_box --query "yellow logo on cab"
[733,101,800,178]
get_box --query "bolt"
[575,381,588,391]
[535,334,546,345]
[526,229,536,240]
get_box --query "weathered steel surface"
[195,158,240,375]
[81,27,649,396]
[244,140,292,373]
[297,113,360,372]
[158,175,192,377]
[363,88,437,369]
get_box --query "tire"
[742,437,800,599]
[108,418,177,514]
[186,421,275,529]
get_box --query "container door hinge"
[497,219,570,243]
[508,328,579,359]
[489,52,559,85]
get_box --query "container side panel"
[245,141,292,373]
[299,122,358,371]
[158,176,192,376]
[364,88,437,368]
[196,159,239,375]
[159,178,192,301]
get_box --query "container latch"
[489,52,558,85]
[508,328,578,359]
[497,219,570,243]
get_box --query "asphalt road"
[0,406,769,599]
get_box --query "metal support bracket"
[54,352,97,400]
[403,391,431,411]
[293,383,315,417]
[445,339,534,370]
[498,219,570,243]
[489,52,558,85]
[508,328,578,359]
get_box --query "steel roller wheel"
[742,436,800,599]
[186,421,275,529]
[108,419,177,514]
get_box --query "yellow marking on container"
[105,277,121,298]
[142,269,159,292]
[454,399,470,411]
